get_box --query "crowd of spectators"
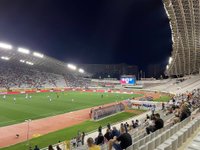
[86,121,138,150]
[164,89,200,125]
[63,73,91,88]
[0,62,91,90]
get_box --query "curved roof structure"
[0,43,90,76]
[163,0,200,76]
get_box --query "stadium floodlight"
[0,42,13,50]
[26,61,34,65]
[20,59,25,63]
[166,65,169,70]
[78,68,84,73]
[18,47,30,54]
[33,52,44,58]
[67,64,77,70]
[1,56,10,60]
[169,57,173,64]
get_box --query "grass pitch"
[0,91,142,126]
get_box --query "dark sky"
[0,0,172,69]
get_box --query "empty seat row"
[156,116,200,150]
[186,127,200,150]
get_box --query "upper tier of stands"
[144,75,200,94]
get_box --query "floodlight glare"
[78,68,84,73]
[26,61,34,65]
[0,42,13,50]
[166,65,169,69]
[67,64,77,70]
[20,59,25,63]
[18,47,30,54]
[169,57,173,64]
[1,56,10,60]
[33,52,44,58]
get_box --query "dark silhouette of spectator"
[34,145,40,150]
[95,132,104,145]
[108,127,132,150]
[56,145,61,150]
[81,132,85,145]
[107,123,111,130]
[111,127,120,138]
[162,102,165,110]
[98,125,102,133]
[104,129,112,141]
[124,123,128,133]
[146,113,164,134]
[48,145,54,150]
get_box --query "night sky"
[0,0,172,70]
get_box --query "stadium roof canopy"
[0,43,90,76]
[163,0,200,76]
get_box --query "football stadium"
[1,0,200,150]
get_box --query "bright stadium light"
[18,47,30,54]
[78,68,84,73]
[1,56,10,60]
[0,42,13,50]
[169,57,173,64]
[166,65,169,70]
[67,64,77,70]
[33,52,44,58]
[26,61,34,65]
[20,59,25,63]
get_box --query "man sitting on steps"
[146,113,164,134]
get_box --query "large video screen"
[120,77,136,85]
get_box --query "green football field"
[0,91,143,127]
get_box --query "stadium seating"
[145,75,200,94]
[0,61,91,90]
[186,129,200,150]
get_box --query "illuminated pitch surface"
[0,91,142,127]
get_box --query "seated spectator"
[132,119,139,128]
[146,113,164,134]
[135,120,139,127]
[34,145,40,150]
[104,129,112,142]
[124,123,128,133]
[95,132,104,145]
[131,120,135,127]
[81,132,85,145]
[173,107,181,124]
[48,145,54,150]
[87,137,100,150]
[107,123,111,130]
[125,122,130,130]
[179,104,190,121]
[111,127,120,138]
[56,145,61,150]
[162,102,165,110]
[71,137,76,148]
[108,127,132,150]
[76,131,82,147]
[98,125,102,133]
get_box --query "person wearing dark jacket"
[34,145,40,150]
[104,129,112,141]
[146,113,164,134]
[108,127,132,150]
[111,127,120,138]
[95,132,104,145]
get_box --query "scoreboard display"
[120,76,136,85]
